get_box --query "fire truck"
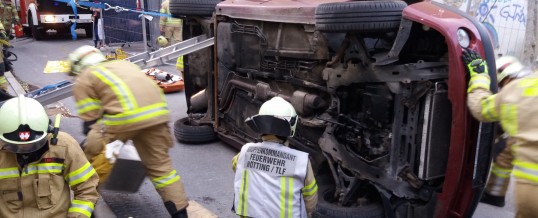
[17,0,93,39]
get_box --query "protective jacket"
[160,0,181,27]
[1,2,19,30]
[0,22,5,68]
[0,132,99,218]
[484,134,514,197]
[233,139,318,218]
[467,71,538,185]
[73,60,170,133]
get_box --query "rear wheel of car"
[312,184,385,218]
[315,1,407,33]
[169,0,221,17]
[174,117,218,144]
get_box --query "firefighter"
[463,49,537,217]
[68,45,189,218]
[160,0,184,70]
[480,56,526,207]
[0,22,10,92]
[232,96,318,217]
[0,0,19,37]
[160,0,182,46]
[0,95,99,218]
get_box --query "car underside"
[171,0,496,217]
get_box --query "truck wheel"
[29,12,44,40]
[23,27,31,36]
[174,117,218,144]
[315,1,407,33]
[84,26,93,38]
[169,0,221,17]
[312,185,385,218]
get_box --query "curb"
[5,70,26,95]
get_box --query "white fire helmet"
[68,45,106,75]
[496,56,525,84]
[245,97,298,138]
[157,36,169,47]
[0,95,50,154]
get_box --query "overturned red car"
[171,0,497,217]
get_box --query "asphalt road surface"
[8,31,516,218]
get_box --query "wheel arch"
[27,3,38,27]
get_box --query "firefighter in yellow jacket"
[0,22,9,92]
[0,0,19,37]
[232,97,318,217]
[68,45,189,218]
[0,95,99,218]
[160,0,182,46]
[463,49,537,217]
[480,56,525,207]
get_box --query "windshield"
[38,0,93,14]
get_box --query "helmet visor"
[1,136,48,154]
[245,115,293,137]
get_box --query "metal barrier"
[101,0,162,49]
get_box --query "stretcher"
[142,68,185,93]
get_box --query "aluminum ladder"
[0,35,215,106]
[0,80,74,107]
[126,34,214,68]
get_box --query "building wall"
[434,0,537,65]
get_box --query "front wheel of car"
[315,1,407,33]
[169,0,221,17]
[174,117,218,144]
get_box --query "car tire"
[315,1,407,33]
[173,117,218,144]
[29,12,44,40]
[312,185,385,218]
[169,0,221,17]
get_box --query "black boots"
[480,192,505,207]
[171,209,188,218]
[165,201,188,218]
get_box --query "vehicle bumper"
[39,14,92,24]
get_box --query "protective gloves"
[0,30,6,40]
[0,30,11,48]
[462,48,488,77]
[105,140,124,164]
[105,140,140,164]
[82,120,97,135]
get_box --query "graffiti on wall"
[434,0,528,58]
[477,0,527,24]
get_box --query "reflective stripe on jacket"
[73,60,170,133]
[0,132,99,218]
[467,71,538,184]
[176,56,184,71]
[234,141,312,218]
[160,0,182,27]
